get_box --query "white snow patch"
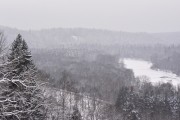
[123,58,180,86]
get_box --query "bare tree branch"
[0,32,6,55]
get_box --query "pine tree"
[0,34,46,120]
[115,87,129,112]
[71,106,82,120]
[116,87,141,120]
[7,34,35,79]
[0,78,46,120]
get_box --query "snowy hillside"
[41,86,113,120]
[0,25,180,49]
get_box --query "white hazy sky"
[0,0,180,32]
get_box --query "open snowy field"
[123,58,180,86]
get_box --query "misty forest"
[0,27,180,120]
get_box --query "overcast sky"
[0,0,180,32]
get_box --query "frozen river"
[123,58,180,86]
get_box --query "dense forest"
[1,28,180,120]
[151,46,180,75]
[1,25,180,48]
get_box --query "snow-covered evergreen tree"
[0,34,46,120]
[71,106,82,120]
[0,77,46,120]
[6,34,35,79]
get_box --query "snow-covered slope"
[41,86,112,120]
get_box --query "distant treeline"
[151,45,180,75]
[111,44,180,76]
[1,25,180,48]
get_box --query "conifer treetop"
[7,34,35,77]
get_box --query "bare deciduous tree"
[0,32,6,59]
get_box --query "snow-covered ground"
[41,86,112,120]
[123,58,180,86]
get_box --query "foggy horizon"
[0,0,180,33]
[1,24,180,34]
